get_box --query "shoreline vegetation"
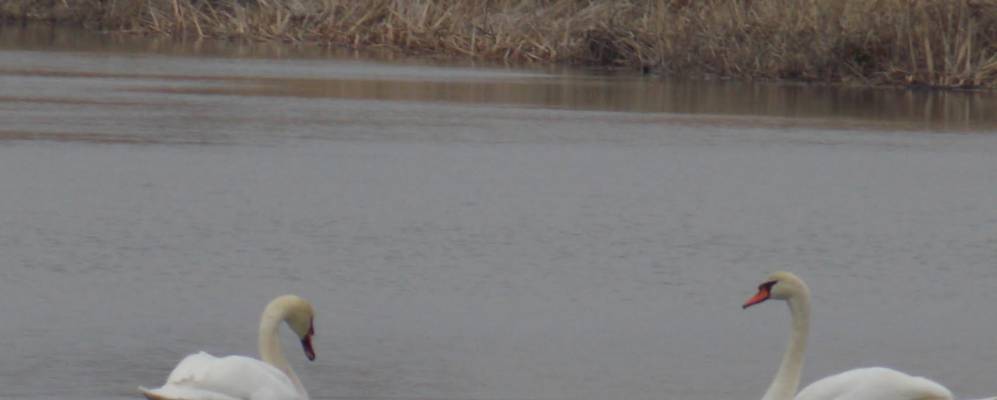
[3,0,997,89]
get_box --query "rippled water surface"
[1,24,996,400]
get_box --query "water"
[1,24,996,400]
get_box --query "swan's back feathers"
[796,367,952,400]
[166,352,296,388]
[142,352,302,400]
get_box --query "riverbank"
[3,0,996,89]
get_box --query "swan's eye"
[759,280,777,292]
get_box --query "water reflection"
[148,75,997,132]
[2,22,997,132]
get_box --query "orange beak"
[742,286,771,309]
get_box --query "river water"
[1,24,996,400]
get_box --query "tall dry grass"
[4,0,997,88]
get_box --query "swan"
[743,271,994,400]
[140,294,316,400]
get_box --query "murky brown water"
[1,23,996,400]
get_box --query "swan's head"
[742,271,809,309]
[269,294,316,361]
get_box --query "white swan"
[743,272,994,400]
[140,295,316,400]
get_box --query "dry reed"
[4,0,997,88]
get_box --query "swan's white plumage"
[795,367,952,400]
[745,272,993,400]
[141,295,315,400]
[141,352,301,400]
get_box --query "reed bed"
[4,0,997,88]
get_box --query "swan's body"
[141,295,316,400]
[744,272,992,400]
[796,367,952,400]
[142,353,302,400]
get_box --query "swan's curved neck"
[259,307,309,399]
[762,290,810,400]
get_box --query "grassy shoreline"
[4,0,997,89]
